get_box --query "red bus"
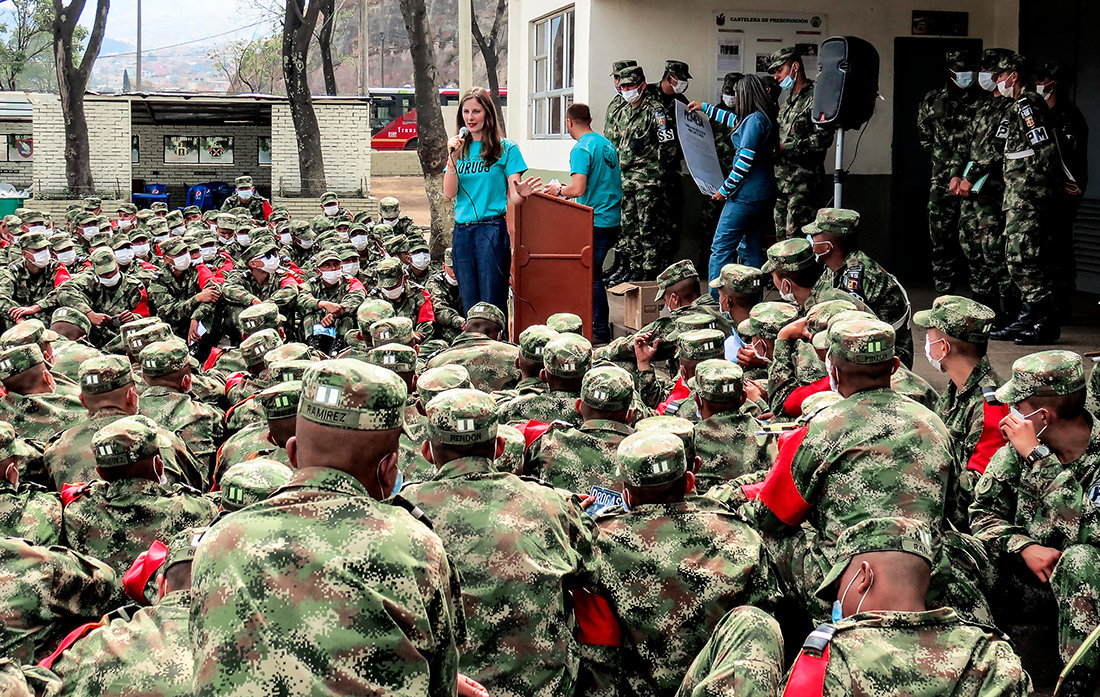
[370,87,508,151]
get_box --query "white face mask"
[29,249,51,267]
[237,188,253,201]
[113,249,134,266]
[153,233,170,244]
[28,225,47,235]
[171,225,185,236]
[951,71,975,89]
[209,223,219,232]
[350,234,369,251]
[200,245,217,261]
[297,238,314,250]
[259,255,280,273]
[336,230,349,241]
[341,261,360,278]
[81,226,98,239]
[978,71,996,91]
[57,250,76,266]
[278,232,292,245]
[380,284,405,300]
[810,237,831,263]
[444,267,458,286]
[236,234,251,247]
[171,254,191,271]
[778,280,796,303]
[722,94,735,107]
[323,204,339,216]
[382,217,398,225]
[672,78,689,94]
[996,77,1012,97]
[117,219,133,230]
[132,243,150,258]
[97,273,120,287]
[621,87,643,104]
[321,269,344,284]
[924,334,946,373]
[190,255,201,267]
[825,354,838,392]
[411,252,431,270]
[1036,83,1052,99]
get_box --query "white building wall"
[26,95,131,197]
[509,0,1019,176]
[271,102,371,195]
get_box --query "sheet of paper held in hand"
[674,100,728,196]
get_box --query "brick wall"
[271,102,371,196]
[27,95,131,198]
[0,121,33,189]
[271,195,379,221]
[132,123,271,209]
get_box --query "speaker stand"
[833,129,847,208]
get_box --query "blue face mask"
[390,468,404,498]
[780,74,795,91]
[831,600,844,622]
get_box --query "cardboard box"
[608,281,662,331]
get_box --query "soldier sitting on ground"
[498,333,593,427]
[425,302,520,393]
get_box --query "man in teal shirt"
[549,103,623,343]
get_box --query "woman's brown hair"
[455,87,503,164]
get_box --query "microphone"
[451,126,470,153]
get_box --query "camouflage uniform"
[146,238,220,339]
[214,423,290,476]
[0,344,85,441]
[584,430,780,696]
[525,366,636,493]
[673,605,785,697]
[766,299,857,417]
[401,388,598,696]
[498,334,592,427]
[970,351,1100,665]
[605,65,680,279]
[190,360,463,697]
[218,175,270,220]
[368,258,435,340]
[770,49,831,239]
[0,537,118,663]
[0,239,69,329]
[48,308,102,381]
[424,249,464,342]
[213,458,293,512]
[0,659,61,697]
[691,360,776,491]
[58,249,146,347]
[0,421,60,545]
[917,51,984,291]
[297,252,367,354]
[399,365,473,483]
[426,327,521,394]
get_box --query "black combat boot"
[1014,298,1060,345]
[990,302,1039,342]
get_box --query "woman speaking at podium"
[444,87,542,317]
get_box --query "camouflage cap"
[799,391,845,423]
[618,65,645,85]
[370,317,414,346]
[805,299,859,336]
[21,210,45,225]
[375,257,405,287]
[129,228,151,242]
[816,517,934,600]
[215,213,237,229]
[238,302,284,335]
[708,263,764,295]
[980,48,1013,71]
[767,47,798,71]
[291,221,315,240]
[426,388,499,445]
[495,424,526,475]
[234,175,254,188]
[367,343,418,374]
[655,259,699,302]
[544,334,593,378]
[383,235,409,256]
[126,323,173,358]
[50,307,92,336]
[263,343,313,367]
[241,329,283,366]
[181,204,202,217]
[378,197,400,215]
[616,430,687,488]
[151,202,170,213]
[0,319,59,348]
[371,223,394,239]
[267,359,314,384]
[418,339,449,362]
[319,191,339,205]
[581,365,634,411]
[674,313,717,334]
[0,344,43,381]
[163,526,206,570]
[139,339,190,377]
[311,216,335,234]
[118,316,158,345]
[2,214,20,228]
[356,298,395,333]
[912,295,995,344]
[994,52,1029,75]
[804,208,861,237]
[299,359,407,430]
[634,415,696,462]
[467,302,506,329]
[443,247,453,267]
[417,365,473,405]
[0,420,34,461]
[89,247,118,276]
[518,325,559,363]
[407,238,430,254]
[762,237,815,273]
[88,232,111,248]
[80,354,134,394]
[19,231,50,251]
[245,239,278,262]
[737,302,799,341]
[610,59,638,76]
[160,237,189,258]
[83,196,102,211]
[91,415,159,468]
[165,210,184,227]
[945,49,974,71]
[664,59,692,80]
[49,233,74,253]
[546,313,583,335]
[677,328,725,362]
[690,359,744,403]
[995,350,1085,405]
[220,460,293,512]
[813,309,879,351]
[722,72,744,93]
[257,380,302,420]
[826,317,895,365]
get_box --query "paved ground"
[370,175,431,224]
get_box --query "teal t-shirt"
[449,138,527,224]
[569,131,623,227]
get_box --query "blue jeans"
[709,197,774,299]
[593,225,619,340]
[452,217,511,318]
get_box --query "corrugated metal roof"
[0,93,32,121]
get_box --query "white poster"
[674,101,726,197]
[716,36,742,74]
[713,11,827,79]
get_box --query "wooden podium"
[508,192,595,342]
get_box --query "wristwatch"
[1025,443,1052,465]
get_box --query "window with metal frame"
[530,7,575,138]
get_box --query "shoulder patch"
[802,623,839,656]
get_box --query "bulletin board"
[711,11,828,99]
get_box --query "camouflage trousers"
[1004,206,1053,304]
[1051,544,1100,665]
[675,606,784,697]
[773,172,822,240]
[958,192,1008,297]
[928,183,964,292]
[617,183,676,279]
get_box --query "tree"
[1,0,81,91]
[52,0,109,197]
[210,34,284,94]
[470,0,506,134]
[283,0,327,196]
[316,0,337,94]
[398,0,454,256]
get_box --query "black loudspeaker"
[812,36,880,130]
